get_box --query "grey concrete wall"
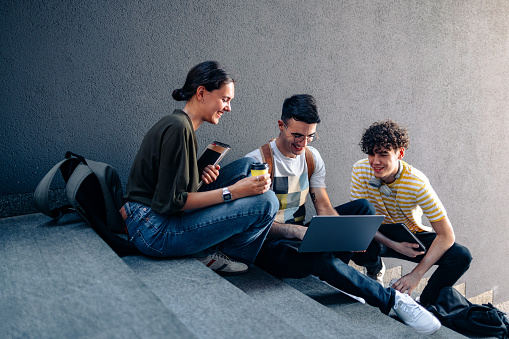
[1,1,508,303]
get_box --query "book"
[197,141,231,189]
[378,223,427,252]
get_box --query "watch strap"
[222,187,232,202]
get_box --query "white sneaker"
[195,252,249,276]
[393,291,441,335]
[366,260,386,285]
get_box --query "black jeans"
[352,231,472,306]
[254,199,396,314]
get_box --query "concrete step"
[3,212,506,338]
[224,266,376,338]
[0,213,195,338]
[283,275,467,338]
[122,255,306,339]
[495,301,509,313]
[468,290,494,305]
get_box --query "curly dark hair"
[360,120,410,155]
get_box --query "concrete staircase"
[0,212,499,338]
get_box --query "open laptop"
[286,215,385,253]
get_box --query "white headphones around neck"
[368,161,403,197]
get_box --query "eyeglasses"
[283,122,319,143]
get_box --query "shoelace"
[397,299,422,320]
[212,252,235,264]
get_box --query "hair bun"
[172,88,185,101]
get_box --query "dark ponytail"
[171,88,185,101]
[172,61,234,101]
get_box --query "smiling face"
[201,82,234,125]
[276,118,317,158]
[368,147,405,183]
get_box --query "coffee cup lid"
[251,162,269,170]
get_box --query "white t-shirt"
[245,140,326,223]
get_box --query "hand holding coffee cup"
[229,162,271,199]
[251,163,269,180]
[249,162,271,195]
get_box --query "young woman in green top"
[122,61,279,275]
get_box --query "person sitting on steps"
[121,61,279,276]
[349,119,472,306]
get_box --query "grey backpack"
[34,152,139,256]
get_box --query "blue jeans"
[352,231,472,306]
[255,199,396,314]
[123,158,279,264]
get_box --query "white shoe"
[195,251,249,276]
[393,291,441,335]
[366,260,385,285]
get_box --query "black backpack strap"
[34,152,90,219]
[65,151,87,164]
[33,158,75,219]
[65,162,95,222]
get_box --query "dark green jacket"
[125,110,199,215]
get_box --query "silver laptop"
[287,215,385,253]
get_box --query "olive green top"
[125,109,199,215]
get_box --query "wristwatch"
[222,187,232,202]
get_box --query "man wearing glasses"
[244,94,441,335]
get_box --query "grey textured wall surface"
[1,1,509,303]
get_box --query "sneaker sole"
[214,268,249,276]
[415,324,441,335]
[413,319,441,335]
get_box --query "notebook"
[196,141,231,189]
[286,215,385,253]
[378,223,427,252]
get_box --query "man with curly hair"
[350,120,472,306]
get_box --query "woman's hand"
[229,173,272,199]
[201,164,220,185]
[182,173,271,211]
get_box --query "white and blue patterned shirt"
[246,140,326,224]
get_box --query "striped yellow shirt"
[350,159,446,233]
